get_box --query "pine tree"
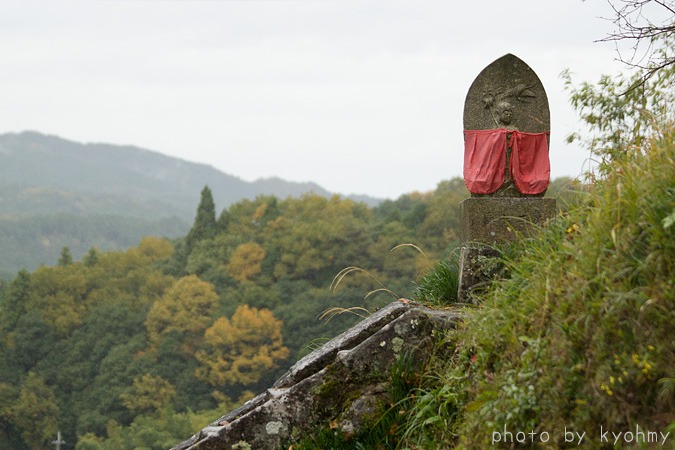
[58,246,73,266]
[186,186,217,249]
[83,247,99,267]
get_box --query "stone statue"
[457,54,556,302]
[463,54,551,197]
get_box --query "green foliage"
[562,39,674,174]
[264,195,373,284]
[93,408,195,450]
[0,243,180,445]
[83,247,99,267]
[403,115,674,447]
[0,172,572,448]
[120,374,177,416]
[58,246,73,266]
[6,372,59,449]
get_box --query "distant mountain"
[0,131,381,277]
[0,131,364,219]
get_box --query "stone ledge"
[274,301,412,388]
[171,302,460,450]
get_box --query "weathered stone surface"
[457,246,502,303]
[460,197,557,245]
[338,382,389,437]
[171,302,460,450]
[274,300,411,388]
[464,53,549,134]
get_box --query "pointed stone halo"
[463,54,550,133]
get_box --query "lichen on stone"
[265,421,284,435]
[391,336,404,353]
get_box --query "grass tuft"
[413,255,460,306]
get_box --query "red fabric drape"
[463,129,550,195]
[463,129,507,194]
[510,131,550,195]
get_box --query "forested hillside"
[0,175,478,448]
[0,131,377,277]
[0,174,577,448]
[0,124,582,450]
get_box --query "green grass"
[413,255,460,307]
[399,126,675,448]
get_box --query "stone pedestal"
[457,197,556,302]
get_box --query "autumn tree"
[227,242,266,282]
[120,374,177,416]
[134,236,174,261]
[145,275,219,354]
[6,372,59,449]
[195,305,288,389]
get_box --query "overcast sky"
[0,1,641,199]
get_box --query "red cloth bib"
[463,129,550,195]
[463,129,507,194]
[510,131,550,194]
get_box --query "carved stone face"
[496,101,513,126]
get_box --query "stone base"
[460,197,556,245]
[457,197,556,302]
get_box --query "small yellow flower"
[566,223,580,234]
[600,384,614,396]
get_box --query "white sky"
[0,0,637,199]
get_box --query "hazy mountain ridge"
[0,131,380,276]
[0,131,357,219]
